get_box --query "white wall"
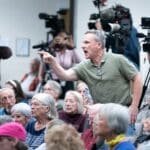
[74,0,150,79]
[0,0,69,86]
[1,0,149,86]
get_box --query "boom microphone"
[0,46,12,59]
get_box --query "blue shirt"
[0,108,10,115]
[26,120,45,150]
[114,141,136,150]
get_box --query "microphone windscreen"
[39,13,50,20]
[0,46,12,59]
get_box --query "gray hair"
[0,115,13,125]
[98,103,130,134]
[0,88,15,98]
[32,93,58,119]
[45,80,62,97]
[11,103,31,118]
[85,30,106,49]
[64,90,84,114]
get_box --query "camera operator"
[39,31,82,98]
[89,4,141,69]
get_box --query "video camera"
[32,9,69,55]
[88,1,133,53]
[88,5,131,32]
[138,17,150,52]
[39,11,65,37]
[32,40,56,57]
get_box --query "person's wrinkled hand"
[129,105,138,124]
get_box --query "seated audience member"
[0,88,16,115]
[21,58,40,98]
[35,119,65,150]
[45,124,85,150]
[59,90,87,132]
[43,80,64,111]
[82,104,108,150]
[0,122,28,150]
[94,103,136,150]
[26,93,57,150]
[134,118,150,149]
[0,115,13,125]
[76,80,93,106]
[142,118,150,132]
[5,80,27,103]
[134,110,150,148]
[11,102,32,127]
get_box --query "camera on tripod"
[32,9,69,55]
[138,17,150,108]
[39,13,65,37]
[140,17,150,52]
[38,9,67,37]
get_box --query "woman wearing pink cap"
[0,122,28,150]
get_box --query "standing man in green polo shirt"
[38,30,142,124]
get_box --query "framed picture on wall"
[16,38,30,56]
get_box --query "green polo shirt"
[73,53,138,105]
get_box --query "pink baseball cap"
[0,122,26,141]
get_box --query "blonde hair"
[45,124,84,150]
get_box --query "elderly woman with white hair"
[25,93,58,150]
[11,102,31,127]
[43,80,64,111]
[93,103,136,150]
[59,90,87,133]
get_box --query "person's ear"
[45,106,50,113]
[10,138,18,147]
[98,42,102,49]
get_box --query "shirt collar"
[90,52,108,67]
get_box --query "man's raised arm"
[38,51,78,81]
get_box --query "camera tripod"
[139,67,150,109]
[37,60,53,93]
